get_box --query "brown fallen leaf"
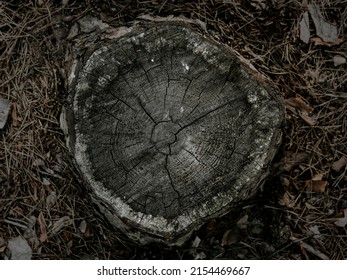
[9,206,24,218]
[278,191,295,208]
[37,212,47,242]
[331,156,347,172]
[310,36,344,47]
[285,96,316,126]
[11,103,22,127]
[305,174,328,193]
[66,240,73,255]
[312,173,323,181]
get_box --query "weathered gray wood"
[65,22,283,245]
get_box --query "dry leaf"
[0,237,7,253]
[46,191,57,209]
[305,174,328,193]
[283,151,309,172]
[308,3,342,45]
[11,103,22,127]
[66,240,73,255]
[49,216,73,236]
[332,156,347,172]
[280,176,290,187]
[221,228,240,246]
[299,12,310,44]
[191,236,201,248]
[335,209,347,227]
[7,237,32,260]
[67,23,79,40]
[194,251,207,260]
[78,16,109,33]
[236,215,249,229]
[285,97,316,126]
[310,36,344,46]
[333,55,346,66]
[33,158,45,166]
[312,173,323,181]
[37,212,47,242]
[79,220,87,234]
[308,225,321,237]
[0,97,11,129]
[42,177,50,186]
[309,180,328,193]
[9,206,24,218]
[278,191,295,208]
[63,231,72,239]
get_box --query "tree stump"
[64,22,283,245]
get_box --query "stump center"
[151,121,179,154]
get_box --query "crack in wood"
[176,97,243,135]
[165,155,181,199]
[137,98,157,124]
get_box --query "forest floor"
[1,0,347,260]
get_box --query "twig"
[290,236,329,260]
[2,219,28,230]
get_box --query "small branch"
[290,236,329,260]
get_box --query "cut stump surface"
[65,22,283,245]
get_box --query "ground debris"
[285,96,316,126]
[331,156,347,172]
[333,55,346,67]
[299,11,310,44]
[335,209,347,228]
[282,151,309,172]
[308,3,343,46]
[305,174,328,194]
[290,236,329,260]
[221,229,241,246]
[7,236,32,260]
[0,98,10,129]
[49,216,73,236]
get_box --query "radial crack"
[165,155,181,199]
[138,98,157,124]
